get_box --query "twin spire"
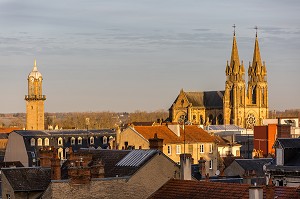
[226,25,266,82]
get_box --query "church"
[169,29,268,129]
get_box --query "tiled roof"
[116,150,157,167]
[133,125,214,144]
[208,125,244,131]
[184,91,224,108]
[2,167,51,191]
[148,179,299,199]
[0,127,21,133]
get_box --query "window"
[200,144,204,153]
[103,136,107,144]
[6,194,11,199]
[58,148,64,160]
[44,138,49,146]
[30,138,35,146]
[209,160,213,169]
[78,137,82,145]
[176,145,181,154]
[37,138,42,146]
[58,137,63,146]
[209,144,213,153]
[71,137,75,145]
[90,137,94,145]
[167,145,172,155]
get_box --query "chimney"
[51,149,61,180]
[266,178,275,199]
[198,157,206,179]
[68,157,91,184]
[180,153,192,180]
[149,133,164,151]
[249,184,263,199]
[90,160,105,178]
[39,146,53,167]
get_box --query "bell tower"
[245,28,268,127]
[25,60,46,130]
[223,25,246,127]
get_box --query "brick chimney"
[68,157,91,184]
[249,184,263,199]
[149,133,163,151]
[90,160,105,178]
[39,146,53,167]
[180,153,192,180]
[198,157,206,179]
[51,149,61,180]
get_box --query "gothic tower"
[223,28,246,127]
[25,60,46,130]
[245,30,269,128]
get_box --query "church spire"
[252,26,262,70]
[229,24,241,76]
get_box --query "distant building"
[224,158,273,185]
[2,149,180,199]
[25,60,46,130]
[118,124,218,177]
[253,124,277,157]
[168,30,269,129]
[265,138,300,187]
[4,129,116,166]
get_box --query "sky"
[0,0,299,113]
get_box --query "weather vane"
[232,24,236,36]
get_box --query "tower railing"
[25,95,46,100]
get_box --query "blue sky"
[0,0,299,113]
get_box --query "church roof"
[184,91,224,108]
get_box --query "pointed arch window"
[90,136,94,145]
[230,88,234,106]
[71,137,75,145]
[262,87,265,105]
[252,86,257,104]
[58,137,63,146]
[240,87,243,105]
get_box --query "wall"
[4,132,28,166]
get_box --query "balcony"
[25,95,46,100]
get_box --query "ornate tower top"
[28,59,42,79]
[226,25,244,81]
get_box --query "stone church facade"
[25,60,46,130]
[169,31,268,129]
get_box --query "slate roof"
[77,149,165,178]
[2,167,51,191]
[148,179,299,199]
[275,138,300,149]
[0,161,23,168]
[184,91,224,108]
[234,158,273,176]
[14,129,116,137]
[133,125,215,144]
[208,125,244,131]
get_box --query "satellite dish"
[216,170,220,176]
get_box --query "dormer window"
[44,138,49,146]
[78,137,82,145]
[90,137,94,145]
[103,136,107,144]
[30,138,35,146]
[71,137,75,145]
[37,138,42,146]
[58,137,63,146]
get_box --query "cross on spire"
[233,24,236,36]
[254,26,258,37]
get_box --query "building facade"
[169,30,269,129]
[25,60,46,130]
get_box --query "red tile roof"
[133,125,214,144]
[148,179,299,199]
[0,127,21,134]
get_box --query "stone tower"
[245,30,269,128]
[223,29,246,127]
[25,60,46,130]
[224,28,269,128]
